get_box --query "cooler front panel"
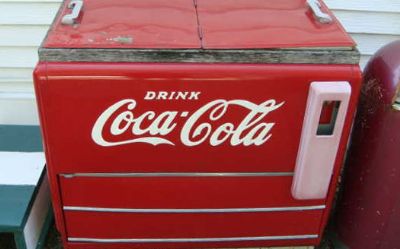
[36,62,357,173]
[34,62,360,248]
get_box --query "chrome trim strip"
[60,172,294,178]
[68,234,318,243]
[63,205,325,213]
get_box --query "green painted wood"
[14,231,27,249]
[0,125,50,249]
[19,171,45,230]
[0,185,35,231]
[0,125,42,152]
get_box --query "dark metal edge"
[38,48,360,64]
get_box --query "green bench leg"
[14,231,28,249]
[13,208,52,249]
[5,175,53,249]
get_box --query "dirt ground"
[0,223,62,249]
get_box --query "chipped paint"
[110,36,133,44]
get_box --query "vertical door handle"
[292,82,351,200]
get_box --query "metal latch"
[61,0,83,25]
[307,0,333,24]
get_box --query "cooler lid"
[43,0,201,49]
[197,0,355,49]
[43,0,354,50]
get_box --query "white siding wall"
[0,0,399,125]
[0,0,60,125]
[326,0,400,68]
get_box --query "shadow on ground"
[0,222,345,249]
[0,223,62,249]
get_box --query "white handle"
[307,0,333,24]
[292,81,351,200]
[61,0,83,25]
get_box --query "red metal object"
[44,0,201,48]
[44,0,354,49]
[35,62,361,249]
[336,41,400,249]
[197,0,354,49]
[34,0,362,248]
[36,63,359,173]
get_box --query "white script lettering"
[91,99,284,147]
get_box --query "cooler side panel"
[33,62,68,244]
[316,65,363,242]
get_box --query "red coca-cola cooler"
[34,0,362,248]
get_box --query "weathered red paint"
[337,41,400,249]
[43,0,354,49]
[44,0,201,49]
[197,0,354,49]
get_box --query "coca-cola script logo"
[91,91,284,147]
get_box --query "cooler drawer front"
[59,175,325,208]
[36,63,358,173]
[60,175,324,247]
[64,211,322,248]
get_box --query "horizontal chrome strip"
[60,172,294,178]
[68,234,318,243]
[63,205,325,213]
